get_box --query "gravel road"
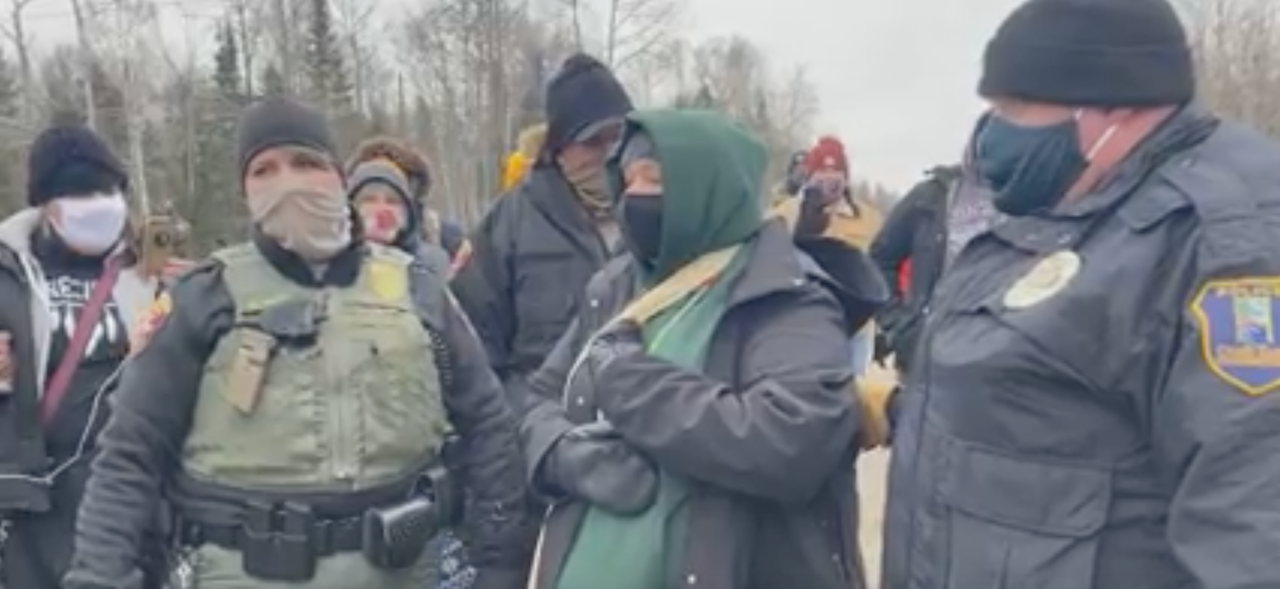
[858,449,890,588]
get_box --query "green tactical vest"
[181,243,451,493]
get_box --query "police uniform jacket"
[882,105,1280,589]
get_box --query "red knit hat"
[804,136,849,176]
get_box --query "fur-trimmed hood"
[502,124,548,193]
[347,136,433,201]
[517,124,547,159]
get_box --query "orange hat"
[804,136,849,176]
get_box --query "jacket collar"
[1056,103,1220,219]
[600,220,884,334]
[522,166,610,262]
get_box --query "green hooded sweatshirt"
[555,110,768,589]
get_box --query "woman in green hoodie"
[519,110,885,589]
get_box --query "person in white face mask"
[0,123,155,589]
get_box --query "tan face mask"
[561,160,612,220]
[248,177,352,261]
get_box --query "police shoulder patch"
[1192,276,1280,396]
[130,291,172,355]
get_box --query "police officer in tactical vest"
[62,97,536,589]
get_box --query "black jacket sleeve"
[592,281,857,505]
[451,199,516,378]
[869,178,930,327]
[520,317,588,490]
[1149,213,1280,588]
[435,288,539,572]
[64,263,232,589]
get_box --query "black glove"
[873,329,893,365]
[886,384,904,444]
[794,185,830,238]
[885,313,924,371]
[472,568,527,589]
[539,422,658,515]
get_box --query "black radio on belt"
[240,500,318,582]
[362,466,454,570]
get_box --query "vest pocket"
[937,443,1111,589]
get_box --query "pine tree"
[88,60,128,155]
[367,103,390,135]
[0,47,19,120]
[303,0,351,113]
[213,18,243,102]
[412,95,434,146]
[673,82,716,109]
[694,83,716,108]
[0,46,20,213]
[261,63,286,97]
[516,44,546,129]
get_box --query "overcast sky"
[21,0,1026,191]
[684,0,1025,190]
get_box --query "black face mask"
[619,194,663,265]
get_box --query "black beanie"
[979,0,1194,107]
[544,53,633,155]
[236,96,337,180]
[26,124,128,207]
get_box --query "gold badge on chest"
[1003,250,1082,310]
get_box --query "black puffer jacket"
[451,165,614,408]
[869,166,957,369]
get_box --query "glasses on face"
[573,118,625,149]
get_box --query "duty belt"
[179,508,364,556]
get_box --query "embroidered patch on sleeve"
[1192,277,1280,396]
[130,292,172,355]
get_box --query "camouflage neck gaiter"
[562,164,613,221]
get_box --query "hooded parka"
[520,110,882,589]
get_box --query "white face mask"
[51,192,128,255]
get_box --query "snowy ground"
[858,449,890,588]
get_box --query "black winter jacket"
[451,165,614,408]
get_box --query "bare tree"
[332,0,378,112]
[67,0,97,127]
[227,0,261,97]
[672,35,820,181]
[559,0,681,75]
[262,0,304,92]
[1185,0,1280,136]
[1,0,37,122]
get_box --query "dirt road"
[858,449,890,588]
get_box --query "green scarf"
[555,250,748,589]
